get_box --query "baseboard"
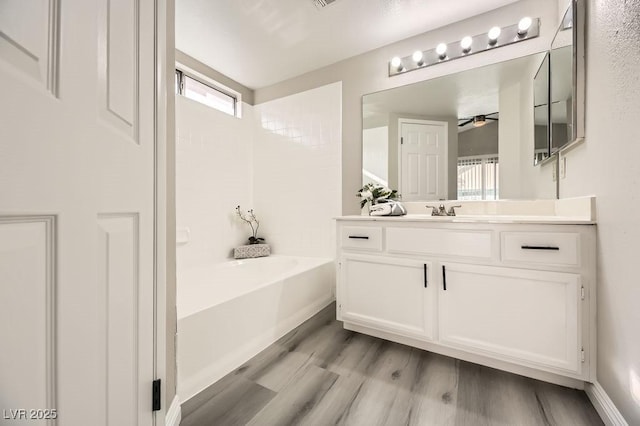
[165,395,181,426]
[585,382,628,426]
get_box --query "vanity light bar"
[388,18,540,77]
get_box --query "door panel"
[340,254,435,341]
[98,0,139,139]
[400,121,447,201]
[439,263,580,373]
[0,0,58,93]
[0,1,156,424]
[0,217,56,422]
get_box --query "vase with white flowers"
[356,183,399,213]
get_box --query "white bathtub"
[177,255,335,402]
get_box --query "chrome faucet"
[425,204,462,216]
[447,205,462,216]
[425,204,447,216]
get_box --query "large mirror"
[362,52,553,202]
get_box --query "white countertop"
[335,214,596,225]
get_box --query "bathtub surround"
[176,81,342,271]
[181,303,602,426]
[252,82,343,258]
[176,96,254,271]
[176,81,342,406]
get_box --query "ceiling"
[362,52,545,130]
[176,0,521,89]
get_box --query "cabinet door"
[439,263,581,373]
[339,254,435,341]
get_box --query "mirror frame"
[533,52,551,165]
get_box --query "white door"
[438,263,581,374]
[400,120,447,201]
[339,254,435,341]
[0,1,156,425]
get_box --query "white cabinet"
[438,262,580,373]
[339,254,435,341]
[336,218,596,386]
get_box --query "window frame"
[175,65,242,118]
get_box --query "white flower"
[361,190,373,200]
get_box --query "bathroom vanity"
[335,212,596,388]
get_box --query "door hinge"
[581,286,585,300]
[580,347,585,363]
[401,137,404,144]
[152,379,161,411]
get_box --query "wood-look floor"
[181,303,603,426]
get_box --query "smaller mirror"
[549,0,585,153]
[533,53,550,165]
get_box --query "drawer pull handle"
[442,265,447,291]
[521,245,560,251]
[423,264,428,288]
[348,236,369,240]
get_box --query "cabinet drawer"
[501,232,580,267]
[387,227,492,259]
[340,226,383,251]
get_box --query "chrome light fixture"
[388,17,540,77]
[473,115,487,127]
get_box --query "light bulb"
[460,36,472,52]
[518,17,532,35]
[488,26,501,44]
[436,43,447,59]
[391,56,402,67]
[412,50,424,65]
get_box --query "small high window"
[175,69,239,117]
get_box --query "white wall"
[499,60,556,200]
[175,96,254,271]
[519,67,556,200]
[362,126,389,186]
[252,82,342,258]
[498,81,522,198]
[557,0,640,422]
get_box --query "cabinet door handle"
[423,264,428,288]
[442,265,447,291]
[521,245,559,251]
[348,235,369,240]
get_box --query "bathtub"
[177,255,335,402]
